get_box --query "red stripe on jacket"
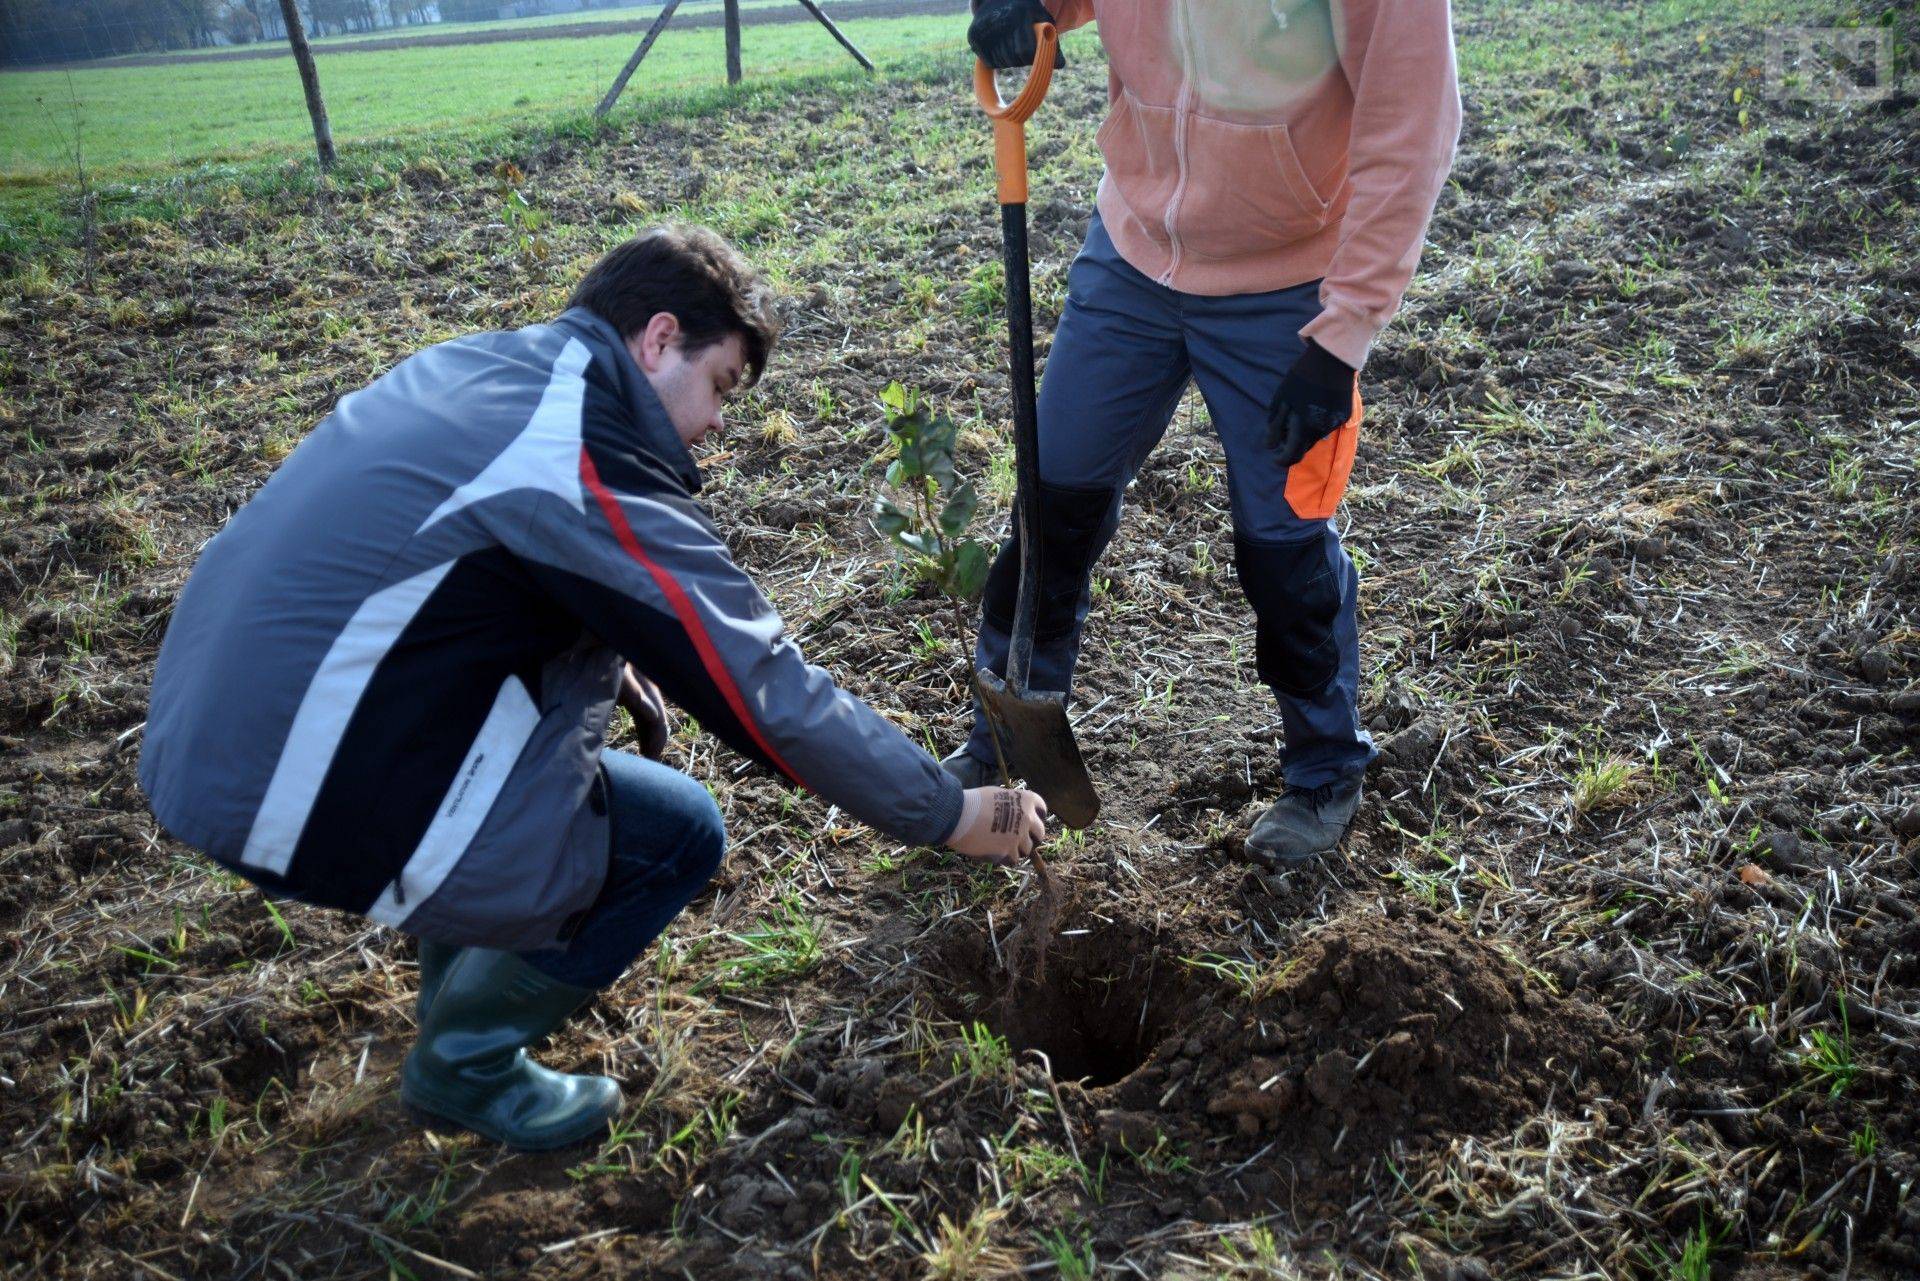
[578,447,803,786]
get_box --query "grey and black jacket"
[140,308,962,949]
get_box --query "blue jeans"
[519,749,725,990]
[968,214,1377,790]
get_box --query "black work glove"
[617,664,671,761]
[968,0,1066,70]
[1265,340,1356,467]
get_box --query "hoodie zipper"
[1160,0,1197,286]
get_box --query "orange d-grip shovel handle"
[973,23,1059,205]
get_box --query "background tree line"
[0,0,556,66]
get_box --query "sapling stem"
[872,386,1037,868]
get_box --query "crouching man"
[139,225,1047,1151]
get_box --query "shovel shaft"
[971,25,1101,829]
[1000,200,1040,691]
[974,24,1057,693]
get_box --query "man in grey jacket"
[140,226,1048,1151]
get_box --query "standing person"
[140,226,1048,1151]
[947,0,1461,864]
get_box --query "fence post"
[276,0,335,171]
[723,0,741,84]
[594,0,685,118]
[795,0,874,71]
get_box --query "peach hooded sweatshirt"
[1035,0,1462,371]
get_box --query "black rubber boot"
[415,939,462,1024]
[1244,776,1363,867]
[400,948,622,1151]
[939,746,999,789]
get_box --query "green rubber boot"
[400,948,622,1151]
[414,939,462,1024]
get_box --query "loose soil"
[934,902,1635,1216]
[2,0,1918,1276]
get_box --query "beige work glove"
[945,786,1049,867]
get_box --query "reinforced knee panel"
[1234,534,1341,697]
[982,482,1115,644]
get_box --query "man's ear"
[627,312,682,373]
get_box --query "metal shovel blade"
[976,668,1100,830]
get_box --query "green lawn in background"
[0,0,1821,210]
[282,0,791,53]
[0,12,962,192]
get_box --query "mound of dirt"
[1101,905,1638,1196]
[928,899,1638,1213]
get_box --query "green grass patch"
[702,898,823,991]
[0,13,963,192]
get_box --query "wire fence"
[0,0,734,69]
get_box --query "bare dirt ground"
[1,0,1917,1275]
[37,0,964,72]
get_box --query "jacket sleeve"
[514,465,964,849]
[1297,0,1462,371]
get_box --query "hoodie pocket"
[1095,91,1181,248]
[1177,116,1332,261]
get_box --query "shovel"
[971,24,1100,831]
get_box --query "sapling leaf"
[873,498,911,537]
[875,387,992,681]
[950,540,989,600]
[896,412,942,479]
[924,413,959,455]
[927,452,958,496]
[939,481,979,537]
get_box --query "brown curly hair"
[568,224,781,385]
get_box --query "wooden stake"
[276,0,334,171]
[594,0,685,119]
[723,0,742,84]
[795,0,874,71]
[596,0,869,112]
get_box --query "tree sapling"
[872,383,1066,966]
[872,382,1004,776]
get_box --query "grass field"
[291,0,790,51]
[0,11,960,192]
[75,0,793,61]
